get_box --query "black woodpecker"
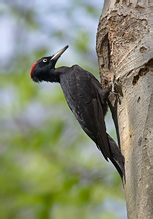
[30,45,125,181]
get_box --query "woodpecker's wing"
[61,65,111,160]
[76,78,111,160]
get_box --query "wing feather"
[60,65,111,160]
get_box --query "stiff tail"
[107,134,125,182]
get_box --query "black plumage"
[30,46,125,180]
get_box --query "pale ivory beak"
[51,45,69,61]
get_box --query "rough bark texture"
[96,1,153,219]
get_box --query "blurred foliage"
[0,0,125,219]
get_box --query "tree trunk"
[96,1,153,218]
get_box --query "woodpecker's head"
[30,45,68,82]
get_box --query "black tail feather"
[107,134,126,182]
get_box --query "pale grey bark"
[96,1,153,219]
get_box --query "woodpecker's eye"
[43,59,47,63]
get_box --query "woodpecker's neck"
[48,66,70,83]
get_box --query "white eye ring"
[43,59,47,63]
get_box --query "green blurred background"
[0,0,126,218]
